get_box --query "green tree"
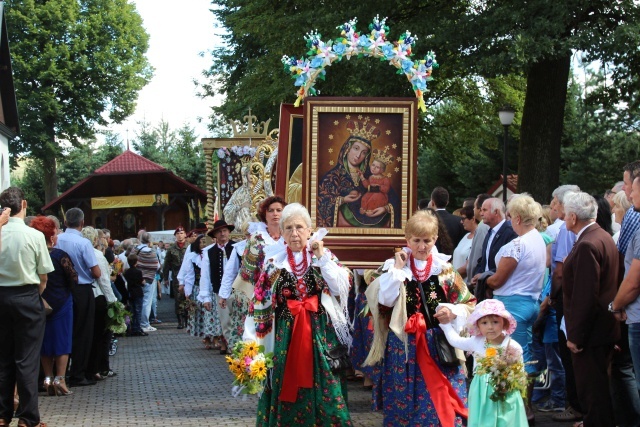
[57,132,124,193]
[172,123,207,189]
[10,159,44,216]
[131,120,173,166]
[131,119,207,189]
[6,0,153,204]
[204,1,640,202]
[560,67,640,194]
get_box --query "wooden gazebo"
[42,150,207,239]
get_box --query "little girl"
[358,155,391,215]
[438,299,528,427]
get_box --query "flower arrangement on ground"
[106,301,131,334]
[475,344,528,402]
[226,340,274,396]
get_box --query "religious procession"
[1,2,639,427]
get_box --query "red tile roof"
[94,150,166,175]
[487,174,518,195]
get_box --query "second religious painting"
[303,97,418,241]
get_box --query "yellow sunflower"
[225,355,235,366]
[230,360,245,378]
[242,341,259,358]
[250,360,267,381]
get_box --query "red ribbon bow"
[279,294,319,402]
[405,312,468,425]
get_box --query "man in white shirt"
[198,220,235,354]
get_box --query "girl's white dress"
[440,323,528,427]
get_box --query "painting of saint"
[316,114,402,228]
[152,194,167,206]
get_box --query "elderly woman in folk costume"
[364,209,476,426]
[243,203,353,426]
[221,196,287,348]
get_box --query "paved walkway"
[28,297,566,426]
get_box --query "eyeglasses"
[283,225,309,235]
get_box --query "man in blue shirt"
[618,161,640,255]
[56,208,100,387]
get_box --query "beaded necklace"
[410,254,432,283]
[286,247,309,278]
[287,246,310,298]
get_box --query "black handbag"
[417,281,460,367]
[325,343,353,373]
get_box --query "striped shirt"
[134,244,159,282]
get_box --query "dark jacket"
[435,209,465,251]
[473,220,518,277]
[124,266,144,299]
[563,223,620,347]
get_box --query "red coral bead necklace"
[410,254,432,282]
[287,246,309,279]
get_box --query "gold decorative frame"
[304,98,418,237]
[302,98,418,268]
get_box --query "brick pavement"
[28,297,567,426]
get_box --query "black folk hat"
[207,219,235,237]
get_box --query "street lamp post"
[498,106,515,204]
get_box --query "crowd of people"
[3,160,640,427]
[0,189,212,427]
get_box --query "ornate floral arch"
[282,16,438,112]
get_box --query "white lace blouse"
[492,229,546,299]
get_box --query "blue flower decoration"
[310,56,324,68]
[401,59,414,74]
[357,37,372,48]
[412,77,426,91]
[381,44,395,60]
[333,43,346,55]
[294,74,308,86]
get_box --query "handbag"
[325,343,353,373]
[41,297,53,316]
[417,281,459,367]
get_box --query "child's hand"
[434,306,456,324]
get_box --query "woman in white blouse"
[485,194,546,419]
[452,205,478,282]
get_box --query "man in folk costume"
[162,226,188,329]
[199,220,236,354]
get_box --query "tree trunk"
[42,127,58,205]
[518,55,571,203]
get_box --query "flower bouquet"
[475,345,528,402]
[179,298,199,316]
[106,301,131,334]
[226,340,274,396]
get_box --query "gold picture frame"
[302,98,418,266]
